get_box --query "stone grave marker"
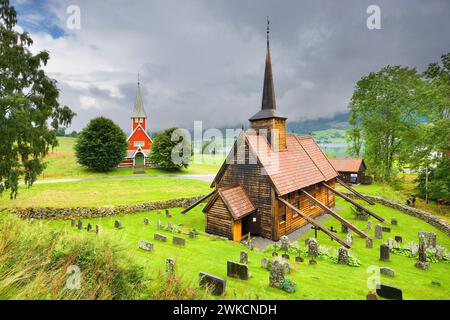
[165,209,172,218]
[375,224,382,239]
[77,220,83,230]
[154,233,167,242]
[227,261,249,280]
[71,219,75,227]
[282,261,290,274]
[376,284,402,300]
[427,232,436,248]
[387,238,394,250]
[166,258,175,274]
[436,246,443,261]
[261,258,268,269]
[382,226,391,232]
[380,244,390,262]
[307,238,318,257]
[272,252,278,257]
[269,260,284,289]
[391,219,398,226]
[167,222,174,232]
[280,235,290,252]
[139,240,153,251]
[189,231,196,239]
[366,237,373,248]
[95,224,101,234]
[173,236,186,246]
[281,253,290,260]
[411,242,418,256]
[366,292,378,300]
[86,223,92,232]
[338,247,349,265]
[144,218,149,226]
[30,218,34,225]
[341,223,348,234]
[240,251,248,264]
[157,219,162,230]
[380,267,395,277]
[114,220,122,229]
[295,256,304,263]
[415,235,430,270]
[346,233,353,246]
[366,221,372,230]
[395,236,402,243]
[199,272,226,296]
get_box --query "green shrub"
[149,128,190,170]
[281,278,297,293]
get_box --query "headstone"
[139,240,153,251]
[366,292,378,300]
[167,222,173,232]
[86,223,92,232]
[366,221,372,230]
[157,219,162,230]
[166,258,175,274]
[71,219,75,227]
[165,209,171,217]
[261,258,269,269]
[282,261,291,274]
[411,242,418,256]
[281,253,290,260]
[382,226,391,232]
[380,267,395,277]
[199,272,226,296]
[114,220,122,229]
[341,223,348,234]
[30,218,34,225]
[346,233,353,246]
[427,232,436,248]
[366,237,373,248]
[307,238,318,258]
[95,224,101,234]
[173,236,186,246]
[269,260,285,288]
[154,233,167,242]
[227,261,249,280]
[375,224,382,239]
[309,259,317,265]
[272,252,278,257]
[391,219,398,226]
[240,251,248,264]
[387,238,394,250]
[395,236,402,243]
[77,220,83,230]
[189,231,196,239]
[376,284,402,300]
[295,256,304,263]
[144,217,149,225]
[280,235,290,252]
[338,247,349,265]
[436,246,443,261]
[415,235,430,270]
[380,244,390,262]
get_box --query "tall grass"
[0,214,201,300]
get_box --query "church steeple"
[249,18,287,151]
[131,78,147,119]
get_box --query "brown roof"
[218,186,256,220]
[213,132,338,196]
[328,158,365,173]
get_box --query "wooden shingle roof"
[328,158,365,173]
[218,186,256,220]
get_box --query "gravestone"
[281,253,290,260]
[341,223,348,234]
[436,246,443,261]
[309,259,317,265]
[427,232,436,248]
[199,272,226,296]
[166,258,175,274]
[240,251,248,264]
[380,244,390,262]
[261,258,268,269]
[295,256,304,263]
[307,238,318,258]
[338,247,349,265]
[346,233,353,246]
[366,292,378,300]
[71,219,76,227]
[139,240,153,251]
[114,220,122,229]
[375,224,382,239]
[280,235,290,252]
[415,235,430,270]
[157,219,162,230]
[380,267,395,277]
[272,252,278,257]
[382,226,391,232]
[144,218,149,226]
[387,238,394,250]
[395,236,402,243]
[411,242,418,256]
[282,261,290,274]
[391,219,398,226]
[77,220,83,230]
[269,260,285,288]
[366,237,373,248]
[165,209,172,218]
[366,221,372,230]
[167,222,173,232]
[173,236,186,246]
[86,223,92,232]
[189,231,196,239]
[30,218,34,225]
[227,261,249,280]
[154,233,167,242]
[95,224,101,234]
[376,284,402,300]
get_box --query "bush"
[75,117,127,172]
[149,128,190,170]
[281,278,297,293]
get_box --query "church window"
[134,141,144,147]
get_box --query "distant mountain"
[286,111,350,135]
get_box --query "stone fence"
[343,192,450,236]
[7,195,205,220]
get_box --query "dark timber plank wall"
[205,196,234,239]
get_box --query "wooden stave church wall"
[205,196,234,239]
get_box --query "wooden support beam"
[301,189,370,239]
[277,197,351,248]
[322,182,385,222]
[336,178,375,205]
[181,191,216,214]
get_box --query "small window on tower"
[139,118,143,123]
[134,118,138,123]
[134,141,144,147]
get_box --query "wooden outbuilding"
[328,158,366,184]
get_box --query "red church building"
[119,81,153,168]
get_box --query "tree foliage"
[417,157,450,202]
[0,0,75,198]
[75,117,127,172]
[149,128,190,170]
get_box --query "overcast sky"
[12,0,450,133]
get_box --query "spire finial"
[266,16,270,47]
[137,72,140,86]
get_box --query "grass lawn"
[41,137,223,180]
[39,197,450,300]
[0,178,211,208]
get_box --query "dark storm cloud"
[15,0,450,132]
